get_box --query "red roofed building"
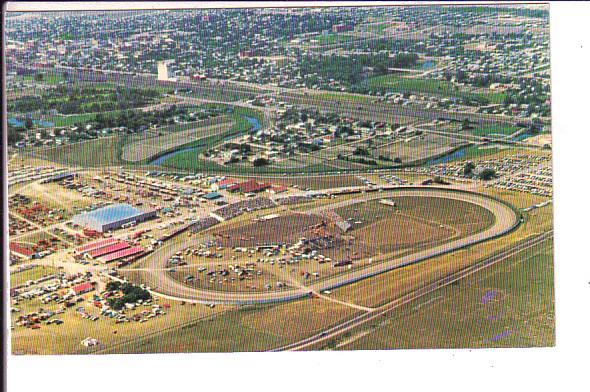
[217,178,237,189]
[75,238,119,254]
[9,242,36,259]
[86,241,130,259]
[98,246,144,264]
[70,282,95,296]
[229,179,270,194]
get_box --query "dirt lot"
[256,174,365,190]
[214,213,325,248]
[334,196,494,253]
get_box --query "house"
[70,282,95,296]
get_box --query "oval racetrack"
[125,187,520,305]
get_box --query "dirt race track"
[122,187,519,305]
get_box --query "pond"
[148,115,261,166]
[8,118,55,127]
[421,60,435,70]
[424,148,467,165]
[512,132,533,142]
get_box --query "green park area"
[367,74,506,104]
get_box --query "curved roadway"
[125,187,519,305]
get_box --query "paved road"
[25,65,540,127]
[124,187,519,305]
[270,230,552,351]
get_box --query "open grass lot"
[373,133,464,164]
[335,237,554,350]
[97,297,360,353]
[10,288,230,355]
[122,117,233,162]
[17,182,95,215]
[336,196,495,237]
[367,75,506,103]
[467,123,520,137]
[36,135,126,167]
[12,230,67,248]
[10,265,60,287]
[215,213,324,248]
[313,33,356,45]
[44,113,97,127]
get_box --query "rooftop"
[72,203,151,226]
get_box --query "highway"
[24,65,538,127]
[269,229,553,351]
[123,186,520,305]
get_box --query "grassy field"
[10,288,231,355]
[373,133,464,164]
[367,75,506,104]
[335,237,554,350]
[17,182,96,215]
[122,117,233,162]
[48,113,97,127]
[97,297,360,354]
[313,33,356,45]
[37,135,126,167]
[467,124,520,137]
[10,265,60,287]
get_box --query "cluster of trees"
[353,146,371,157]
[252,157,269,167]
[92,105,225,131]
[338,154,378,166]
[299,53,419,86]
[478,168,497,181]
[106,281,151,311]
[8,126,25,145]
[463,161,497,180]
[8,86,161,116]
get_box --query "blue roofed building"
[202,192,222,200]
[71,203,157,232]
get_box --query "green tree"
[463,161,476,176]
[253,157,269,167]
[478,168,497,181]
